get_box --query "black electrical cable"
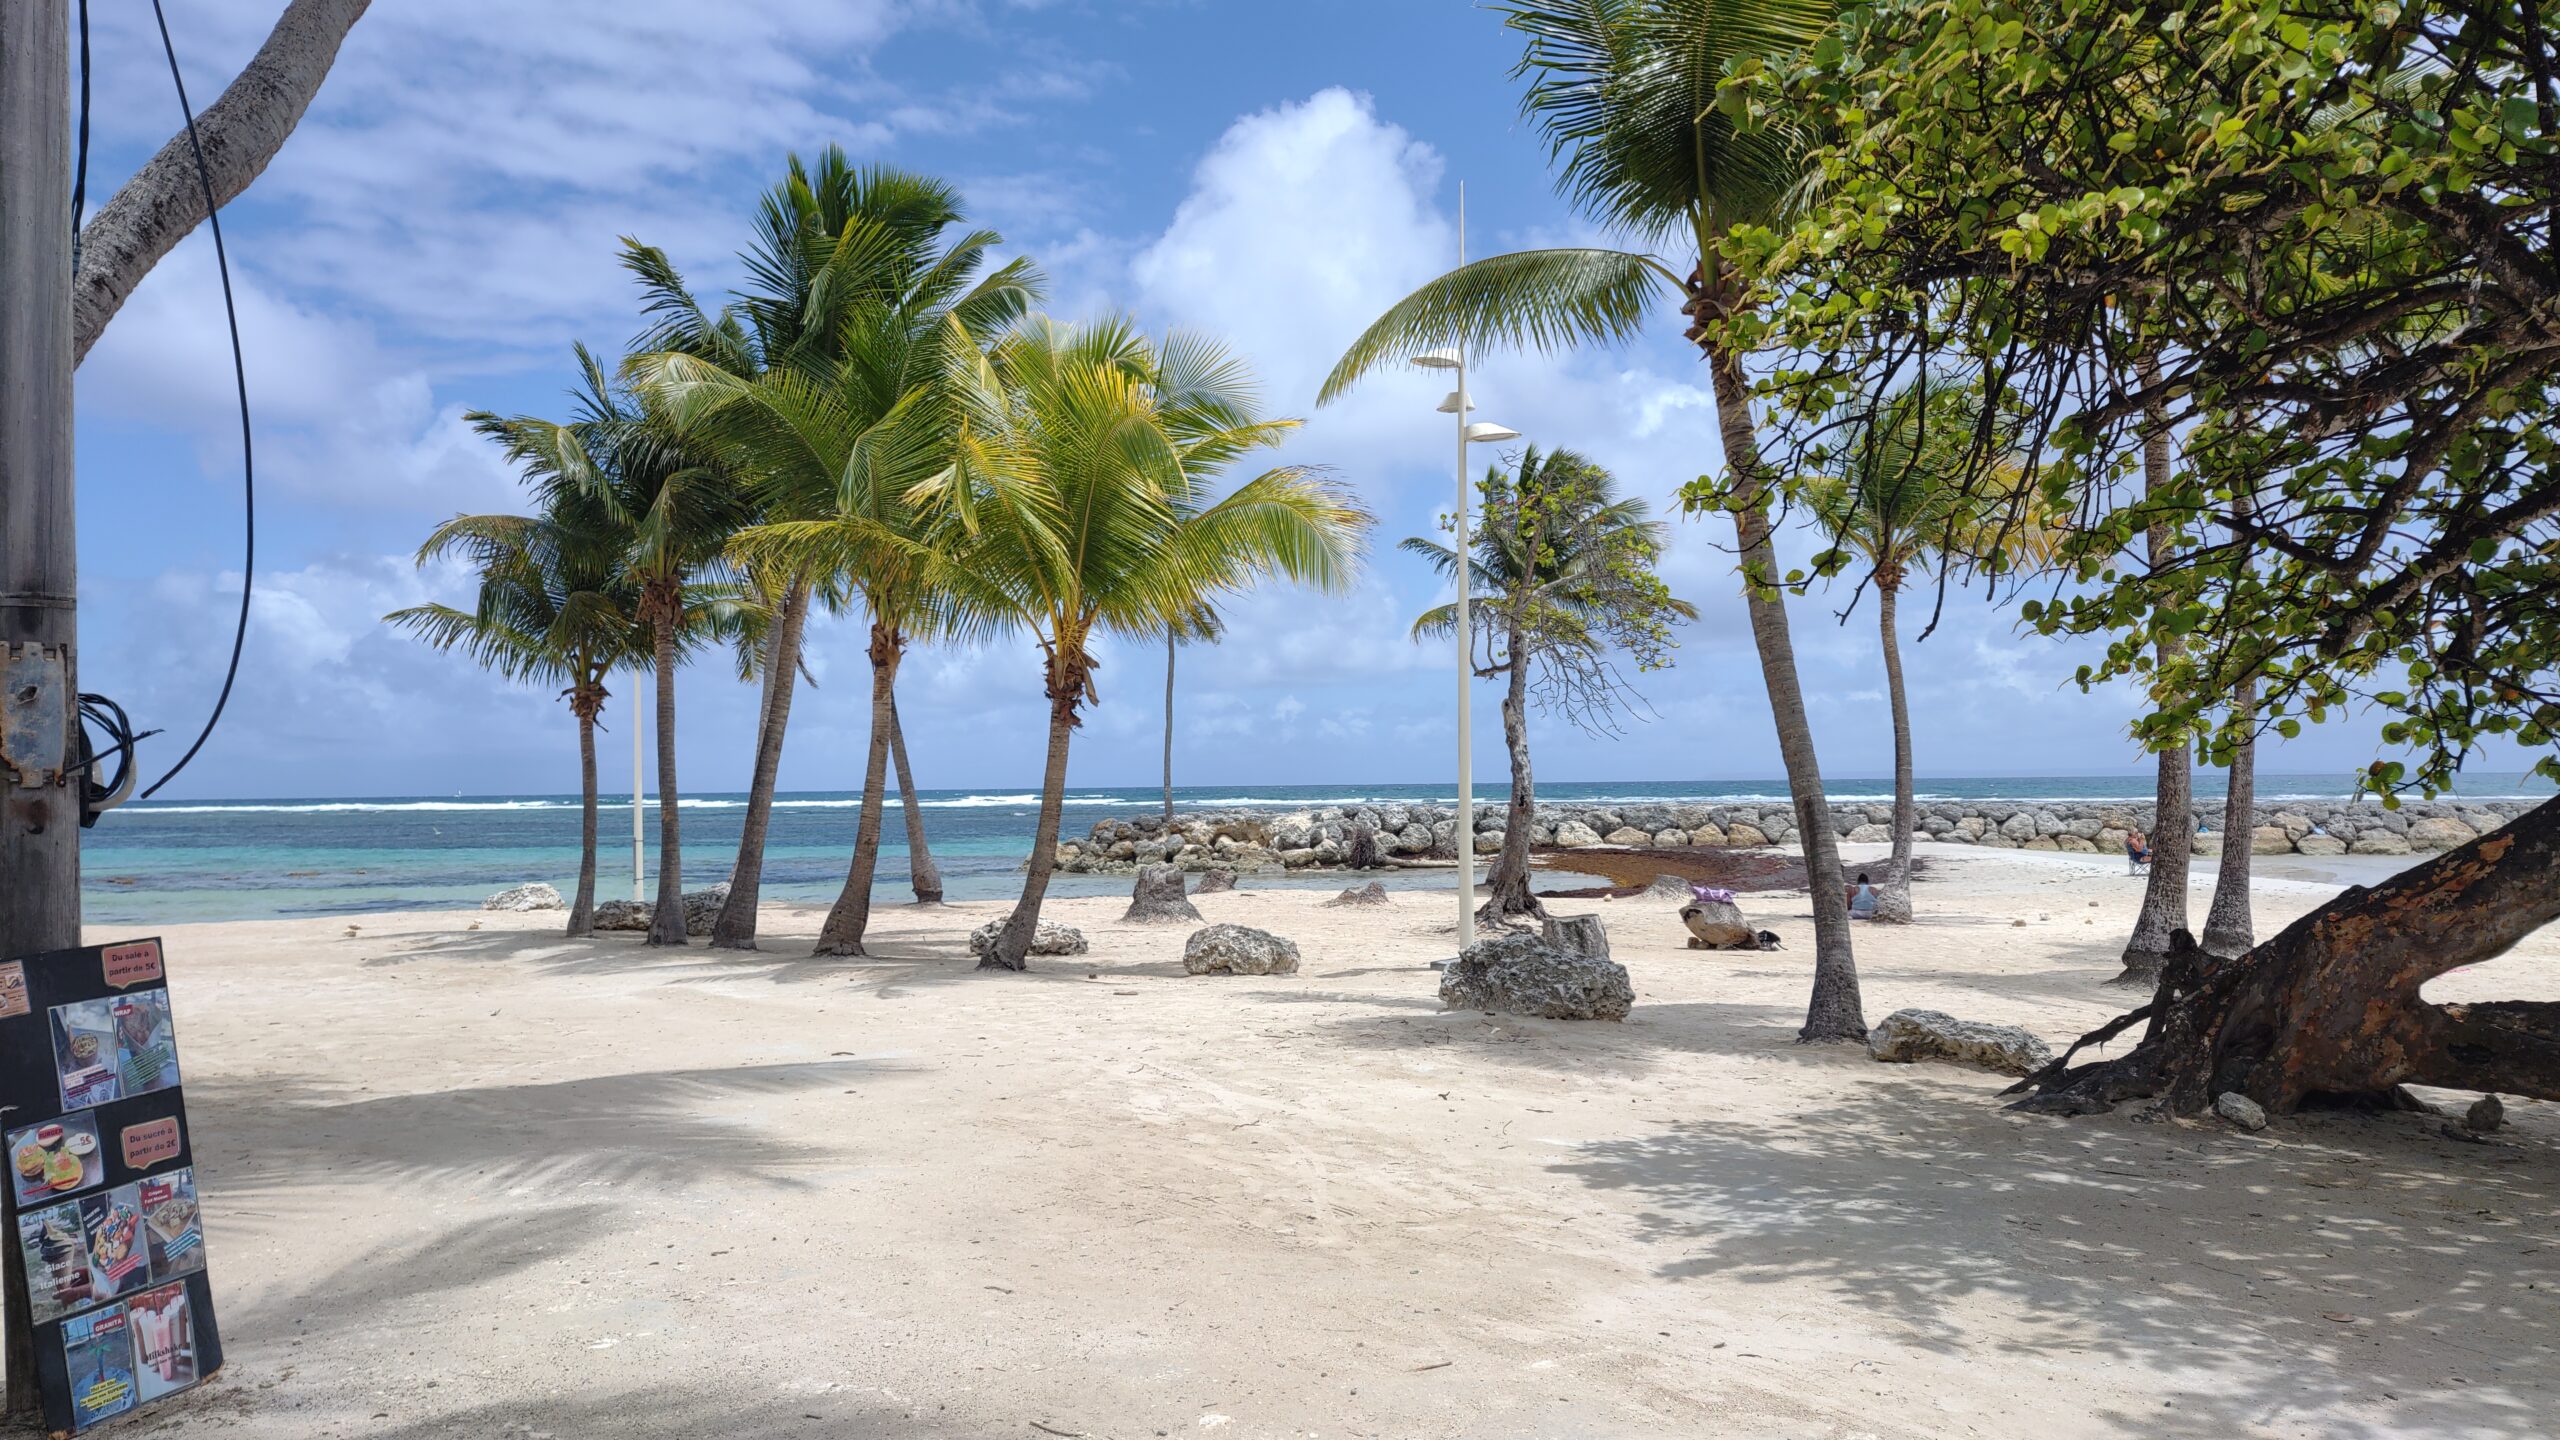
[72,694,159,828]
[70,0,89,266]
[138,0,255,800]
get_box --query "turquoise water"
[80,774,2554,924]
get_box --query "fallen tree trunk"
[2011,793,2560,1117]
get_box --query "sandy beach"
[86,845,2559,1439]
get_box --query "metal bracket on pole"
[0,643,70,789]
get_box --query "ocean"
[82,774,2555,925]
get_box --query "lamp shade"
[1464,421,1521,443]
[1411,347,1461,370]
[1434,389,1474,414]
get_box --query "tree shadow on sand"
[160,1379,966,1439]
[351,917,1002,995]
[186,1058,902,1198]
[1297,999,1809,1078]
[1553,1082,2559,1436]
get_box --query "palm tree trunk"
[569,703,599,938]
[1704,326,1865,1042]
[1482,606,1541,923]
[888,694,942,904]
[2117,370,2192,985]
[991,688,1079,971]
[1872,578,1917,924]
[2202,674,2258,958]
[713,579,810,949]
[814,622,901,956]
[645,611,687,947]
[1163,630,1177,825]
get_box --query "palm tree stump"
[1124,865,1203,925]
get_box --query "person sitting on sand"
[1846,872,1879,920]
[2126,829,2152,872]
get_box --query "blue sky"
[68,0,2524,800]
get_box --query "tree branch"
[72,0,371,364]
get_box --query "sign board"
[1,939,221,1434]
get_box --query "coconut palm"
[1801,381,2057,923]
[885,696,942,903]
[471,346,753,947]
[936,317,1372,971]
[628,154,1035,948]
[387,493,650,937]
[1404,446,1693,924]
[1159,604,1225,824]
[1319,0,1866,1038]
[641,252,1038,957]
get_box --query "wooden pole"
[1,0,77,1416]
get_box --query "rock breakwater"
[1050,796,2542,875]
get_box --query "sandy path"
[55,846,2560,1438]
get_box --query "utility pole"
[0,0,78,1417]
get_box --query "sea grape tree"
[1723,0,2560,1112]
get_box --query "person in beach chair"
[1846,872,1880,920]
[2125,829,2152,874]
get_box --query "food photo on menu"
[8,1110,102,1206]
[61,1302,136,1428]
[127,1282,201,1403]
[51,1000,124,1110]
[79,1185,150,1301]
[138,1169,204,1279]
[112,991,181,1096]
[14,1198,98,1324]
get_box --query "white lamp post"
[1413,184,1520,960]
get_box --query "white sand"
[70,845,2560,1438]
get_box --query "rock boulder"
[1865,1009,2052,1076]
[593,899,651,931]
[967,918,1090,961]
[483,882,564,912]
[681,884,730,936]
[1324,880,1390,908]
[1182,924,1301,976]
[2408,816,2480,849]
[1438,933,1632,1021]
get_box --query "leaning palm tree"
[628,154,1037,948]
[473,346,752,946]
[1404,446,1694,924]
[1159,604,1225,824]
[387,492,650,937]
[885,696,943,903]
[1318,0,1866,1039]
[1801,381,2057,923]
[937,317,1372,971]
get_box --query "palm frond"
[1319,248,1682,404]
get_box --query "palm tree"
[1160,604,1225,824]
[643,248,1038,958]
[2200,675,2258,956]
[473,346,752,947]
[1801,381,2056,923]
[885,696,943,903]
[1404,446,1693,924]
[1319,0,1866,1038]
[628,154,1036,949]
[936,318,1371,971]
[387,492,649,937]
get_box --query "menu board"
[0,940,221,1434]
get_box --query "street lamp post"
[1413,183,1520,961]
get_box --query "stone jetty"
[1050,796,2542,876]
